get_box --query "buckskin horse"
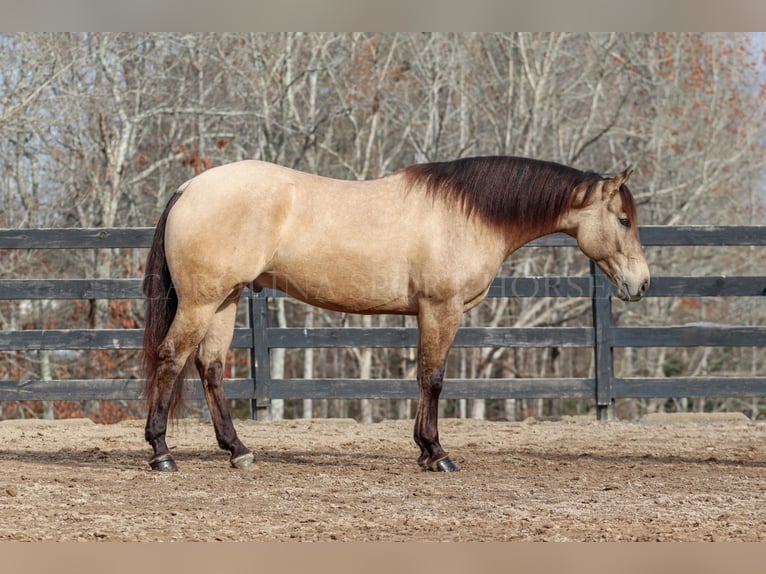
[142,156,650,472]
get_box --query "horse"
[142,155,650,473]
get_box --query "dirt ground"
[1,414,765,542]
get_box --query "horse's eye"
[618,217,631,228]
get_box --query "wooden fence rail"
[1,226,765,420]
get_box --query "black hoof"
[434,457,460,472]
[149,454,178,472]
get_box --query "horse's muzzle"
[618,278,650,302]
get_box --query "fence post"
[591,261,615,421]
[249,289,271,421]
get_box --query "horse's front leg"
[413,299,462,472]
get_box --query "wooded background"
[1,32,764,422]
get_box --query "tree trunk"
[269,298,287,420]
[358,315,374,424]
[302,308,314,419]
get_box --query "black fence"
[1,226,765,420]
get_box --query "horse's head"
[563,168,650,302]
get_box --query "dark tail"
[142,190,193,418]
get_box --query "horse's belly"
[254,269,418,315]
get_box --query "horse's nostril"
[640,279,649,295]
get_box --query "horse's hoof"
[230,452,254,470]
[433,457,460,472]
[149,454,178,472]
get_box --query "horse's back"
[167,161,406,252]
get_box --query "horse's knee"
[429,375,443,394]
[425,367,445,395]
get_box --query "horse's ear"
[612,166,634,187]
[604,166,634,199]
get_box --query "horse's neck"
[503,220,564,256]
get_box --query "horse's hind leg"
[145,302,217,472]
[195,293,253,470]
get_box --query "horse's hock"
[1,416,765,542]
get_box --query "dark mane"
[403,156,619,233]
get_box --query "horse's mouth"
[617,291,643,303]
